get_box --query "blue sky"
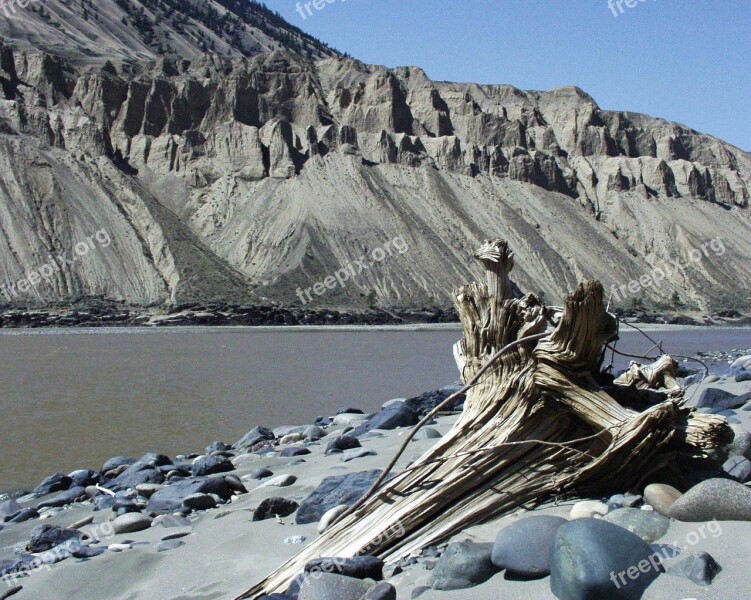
[265,0,751,152]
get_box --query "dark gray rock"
[253,497,299,521]
[0,499,21,522]
[205,441,231,454]
[697,388,751,410]
[411,586,431,599]
[105,453,171,492]
[183,493,217,510]
[412,427,442,441]
[491,515,567,576]
[303,425,327,441]
[27,525,81,553]
[0,585,23,600]
[429,540,498,590]
[722,455,751,483]
[404,384,466,416]
[326,435,362,455]
[224,474,247,493]
[550,518,662,600]
[191,456,234,477]
[670,478,751,521]
[36,486,87,509]
[160,515,192,528]
[362,582,396,600]
[351,403,419,436]
[146,477,232,514]
[607,494,643,511]
[280,447,311,457]
[248,468,274,480]
[7,508,39,524]
[336,407,364,415]
[305,556,383,580]
[297,572,372,600]
[33,473,72,496]
[68,470,100,488]
[66,541,106,559]
[668,551,721,586]
[233,426,275,451]
[296,470,383,525]
[603,508,671,542]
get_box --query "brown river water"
[0,325,748,493]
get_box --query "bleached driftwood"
[239,239,730,599]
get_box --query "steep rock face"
[0,35,749,311]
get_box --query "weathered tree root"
[238,239,731,599]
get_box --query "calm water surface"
[0,326,748,492]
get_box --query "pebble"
[68,515,95,530]
[135,483,163,498]
[258,474,297,488]
[491,515,568,576]
[670,478,751,521]
[155,539,184,552]
[112,513,153,534]
[191,455,234,477]
[224,474,247,493]
[325,435,362,455]
[569,500,608,520]
[182,493,217,511]
[341,448,377,462]
[159,515,192,528]
[246,468,274,480]
[362,582,397,600]
[668,551,721,586]
[108,543,132,552]
[161,531,191,541]
[280,433,305,444]
[280,447,311,457]
[303,425,327,441]
[412,427,442,441]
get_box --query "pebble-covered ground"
[1,358,751,600]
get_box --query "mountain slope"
[0,0,338,66]
[0,4,749,315]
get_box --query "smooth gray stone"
[491,515,567,576]
[155,539,185,552]
[603,508,671,542]
[112,512,152,534]
[550,518,661,600]
[670,478,751,521]
[429,540,499,590]
[297,572,372,600]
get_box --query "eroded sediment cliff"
[0,1,749,311]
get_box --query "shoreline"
[2,371,751,599]
[0,322,749,336]
[1,302,749,330]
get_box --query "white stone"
[570,500,609,520]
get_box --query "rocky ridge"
[0,2,750,315]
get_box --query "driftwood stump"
[239,239,730,599]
